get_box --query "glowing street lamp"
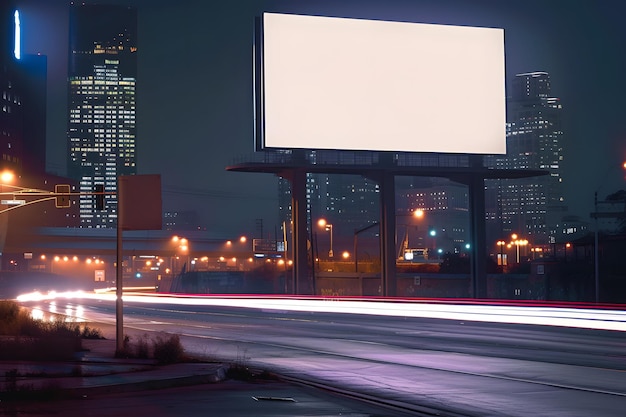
[318,218,334,258]
[0,170,15,184]
[0,170,15,210]
[171,235,190,272]
[496,240,507,266]
[510,234,528,263]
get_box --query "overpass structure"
[4,227,256,260]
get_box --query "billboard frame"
[254,12,506,155]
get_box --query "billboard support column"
[468,157,487,298]
[289,169,308,295]
[379,171,396,297]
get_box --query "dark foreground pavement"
[0,339,415,417]
[2,379,416,417]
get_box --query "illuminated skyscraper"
[486,72,566,246]
[1,2,23,176]
[67,4,137,228]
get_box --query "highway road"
[17,293,626,416]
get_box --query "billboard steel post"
[468,156,488,299]
[289,169,308,295]
[379,169,396,297]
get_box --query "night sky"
[15,0,626,237]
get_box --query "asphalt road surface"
[18,295,626,416]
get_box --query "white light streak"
[16,291,626,332]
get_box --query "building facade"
[1,4,80,270]
[396,177,469,256]
[486,72,566,247]
[67,4,137,228]
[1,3,23,176]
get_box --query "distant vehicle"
[403,248,429,262]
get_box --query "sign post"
[115,175,162,354]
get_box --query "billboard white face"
[259,13,506,154]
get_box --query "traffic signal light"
[54,184,71,208]
[95,184,105,210]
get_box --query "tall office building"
[485,72,566,246]
[1,5,80,270]
[19,53,47,175]
[1,3,23,176]
[67,4,137,228]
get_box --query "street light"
[318,218,334,258]
[397,208,426,257]
[171,235,189,272]
[0,170,15,214]
[496,240,507,266]
[510,234,528,263]
[0,170,15,184]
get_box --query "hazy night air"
[15,0,626,236]
[4,3,626,413]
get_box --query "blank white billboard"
[259,13,506,154]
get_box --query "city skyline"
[15,0,626,237]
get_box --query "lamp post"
[171,235,189,273]
[318,218,333,258]
[496,240,506,267]
[510,234,528,264]
[396,208,426,260]
[406,209,424,249]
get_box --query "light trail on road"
[16,290,626,416]
[16,290,626,332]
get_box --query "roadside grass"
[116,332,187,364]
[0,299,271,398]
[0,299,104,401]
[0,300,103,361]
[0,300,188,364]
